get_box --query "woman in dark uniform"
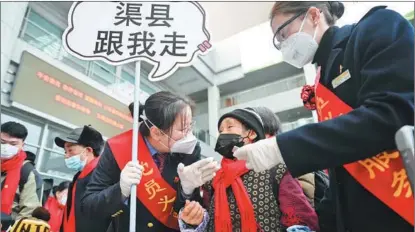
[233,2,414,232]
[81,91,218,232]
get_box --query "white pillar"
[115,65,123,83]
[1,2,28,82]
[207,85,220,146]
[303,63,319,122]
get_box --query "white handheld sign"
[63,1,212,81]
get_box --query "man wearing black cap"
[178,108,318,232]
[55,125,107,232]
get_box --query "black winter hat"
[217,108,265,141]
[55,125,104,152]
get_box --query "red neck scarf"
[212,158,257,232]
[63,157,99,232]
[1,150,26,214]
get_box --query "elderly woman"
[179,108,318,232]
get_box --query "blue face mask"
[64,152,86,171]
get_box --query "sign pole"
[130,61,141,232]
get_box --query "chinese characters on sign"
[114,2,143,26]
[63,2,212,81]
[96,3,188,57]
[114,3,173,27]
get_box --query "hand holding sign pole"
[63,2,212,231]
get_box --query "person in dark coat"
[233,2,414,232]
[81,91,218,232]
[55,125,105,232]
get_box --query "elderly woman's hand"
[180,200,205,226]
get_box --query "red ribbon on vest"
[63,157,100,232]
[108,130,179,230]
[315,77,414,225]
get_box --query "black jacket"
[62,169,111,232]
[277,6,414,232]
[81,136,202,232]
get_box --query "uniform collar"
[312,25,354,66]
[312,26,337,66]
[144,137,158,156]
[312,5,387,67]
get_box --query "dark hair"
[53,181,70,197]
[31,207,51,222]
[128,102,144,121]
[52,186,58,196]
[1,121,28,141]
[72,143,102,158]
[139,91,195,137]
[270,1,345,26]
[91,145,103,157]
[78,126,104,157]
[249,107,282,135]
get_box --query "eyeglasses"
[272,10,307,50]
[144,117,196,136]
[178,121,196,135]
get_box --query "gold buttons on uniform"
[147,222,153,228]
[111,210,124,218]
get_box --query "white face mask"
[280,12,319,69]
[59,194,68,205]
[1,144,19,159]
[170,132,198,154]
